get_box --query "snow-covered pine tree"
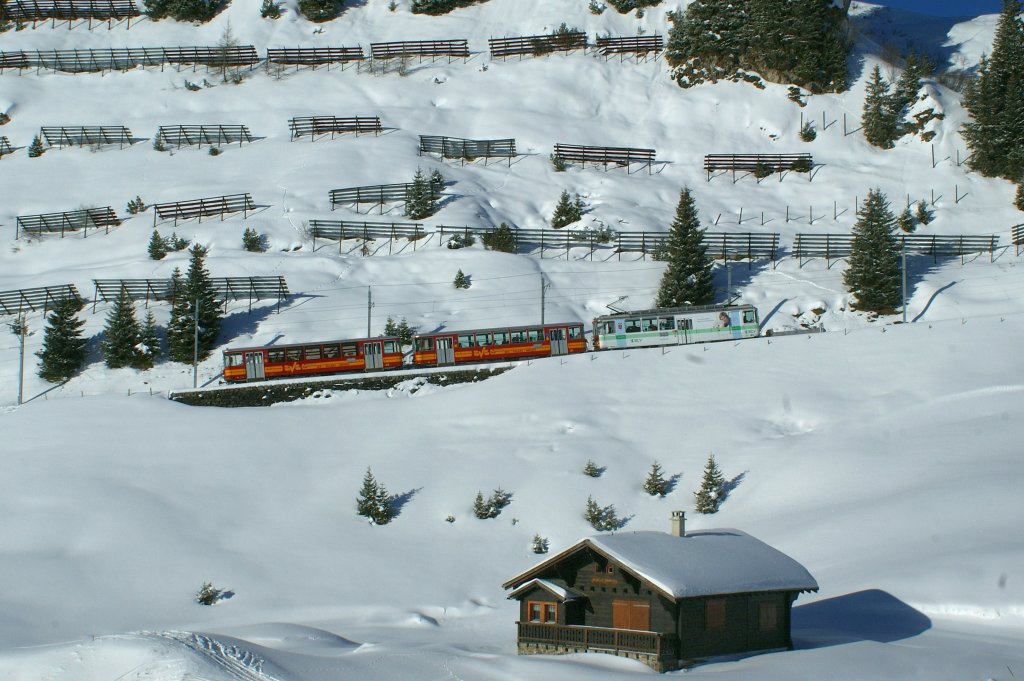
[896,205,915,233]
[584,495,602,526]
[126,196,147,214]
[453,269,471,289]
[666,0,746,75]
[862,65,898,149]
[532,534,549,554]
[146,0,218,22]
[177,245,221,361]
[148,230,168,260]
[36,296,87,383]
[694,454,725,514]
[405,168,437,220]
[891,54,923,133]
[1016,183,1024,211]
[482,223,516,252]
[655,188,714,307]
[643,461,669,497]
[297,0,338,21]
[583,459,602,477]
[962,0,1024,180]
[260,0,281,18]
[166,267,195,363]
[100,288,143,369]
[356,468,393,524]
[137,310,161,369]
[844,189,902,313]
[914,200,933,225]
[411,0,491,15]
[27,134,44,158]
[550,190,582,228]
[242,227,263,252]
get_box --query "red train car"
[223,336,404,382]
[411,322,587,367]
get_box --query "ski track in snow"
[149,631,277,681]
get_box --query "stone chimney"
[671,510,686,538]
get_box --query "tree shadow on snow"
[388,487,422,519]
[719,471,746,503]
[791,589,931,649]
[664,473,682,495]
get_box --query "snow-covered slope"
[0,1,1022,680]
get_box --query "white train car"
[592,304,760,351]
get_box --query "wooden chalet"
[503,512,817,671]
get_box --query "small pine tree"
[845,189,902,313]
[583,460,602,477]
[453,269,471,289]
[148,230,168,260]
[532,534,549,554]
[242,227,263,252]
[551,190,583,228]
[896,206,916,233]
[36,297,87,383]
[550,153,567,171]
[298,0,337,22]
[584,495,603,526]
[127,196,147,214]
[1016,183,1024,212]
[356,467,393,525]
[584,495,621,531]
[694,454,725,514]
[101,289,143,369]
[914,200,933,225]
[656,188,714,307]
[405,168,438,220]
[482,223,516,253]
[194,581,223,605]
[430,169,445,188]
[799,122,817,142]
[862,65,898,149]
[473,491,491,518]
[643,461,669,497]
[137,310,161,369]
[170,232,190,251]
[27,134,44,158]
[383,316,417,344]
[260,0,281,18]
[153,136,167,152]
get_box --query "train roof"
[594,304,755,320]
[223,336,403,354]
[413,320,583,338]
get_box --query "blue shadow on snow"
[791,589,931,648]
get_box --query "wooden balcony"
[516,621,677,658]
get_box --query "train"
[221,304,760,383]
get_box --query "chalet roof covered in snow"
[505,529,818,600]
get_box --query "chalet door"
[549,328,568,356]
[364,342,383,370]
[612,600,651,631]
[244,352,265,380]
[436,337,454,365]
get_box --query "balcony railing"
[517,622,677,658]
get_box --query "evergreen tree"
[891,54,923,130]
[298,0,338,22]
[356,467,392,524]
[482,223,516,252]
[453,269,471,289]
[27,134,44,158]
[666,0,747,74]
[914,200,933,225]
[532,534,549,554]
[844,189,902,313]
[694,454,725,514]
[181,244,222,361]
[36,296,87,383]
[166,267,194,363]
[1016,183,1024,211]
[260,0,281,18]
[583,459,602,477]
[862,65,898,149]
[655,188,715,307]
[473,491,491,518]
[405,168,437,220]
[962,0,1024,180]
[126,196,147,214]
[896,205,915,233]
[383,316,417,344]
[411,0,490,15]
[242,227,263,252]
[138,310,161,369]
[643,461,669,497]
[148,230,168,260]
[100,289,143,369]
[551,191,584,228]
[146,0,218,22]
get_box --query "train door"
[364,341,383,370]
[244,351,265,380]
[677,317,694,344]
[436,337,454,365]
[549,327,568,356]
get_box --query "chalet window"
[705,599,726,630]
[758,602,778,631]
[527,601,556,623]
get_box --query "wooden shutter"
[612,600,651,630]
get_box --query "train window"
[597,320,615,335]
[510,330,525,343]
[267,349,285,363]
[225,353,244,367]
[659,317,675,330]
[415,337,434,351]
[569,326,583,339]
[323,344,340,359]
[743,310,756,323]
[342,343,358,357]
[624,318,641,333]
[475,333,492,346]
[642,317,658,331]
[528,329,543,342]
[458,334,474,347]
[493,331,510,345]
[304,346,321,360]
[286,347,302,361]
[383,341,398,353]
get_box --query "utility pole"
[17,315,26,406]
[726,261,733,303]
[192,298,200,389]
[901,240,907,324]
[540,274,548,325]
[367,286,373,337]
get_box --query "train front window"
[597,320,615,336]
[743,310,757,324]
[383,341,398,353]
[415,337,434,351]
[268,350,285,363]
[569,326,583,339]
[286,348,302,361]
[225,353,244,367]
